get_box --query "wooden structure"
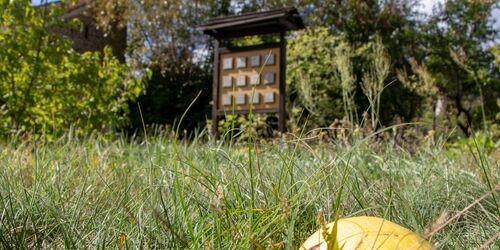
[199,7,305,135]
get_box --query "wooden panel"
[217,47,281,112]
[212,39,220,136]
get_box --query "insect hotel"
[199,7,305,135]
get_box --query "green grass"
[0,132,498,249]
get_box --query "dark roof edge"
[200,7,297,27]
[199,7,303,31]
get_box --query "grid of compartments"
[219,48,279,110]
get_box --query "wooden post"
[212,38,220,138]
[278,30,287,133]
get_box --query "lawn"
[0,132,498,249]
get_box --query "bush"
[0,0,143,139]
[128,61,211,135]
[286,27,344,129]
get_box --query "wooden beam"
[219,43,281,54]
[216,108,281,116]
[201,13,286,31]
[208,25,285,40]
[279,17,296,30]
[278,30,287,133]
[212,39,220,138]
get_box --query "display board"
[217,46,281,113]
[200,7,305,134]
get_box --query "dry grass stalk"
[424,183,500,238]
[475,231,500,250]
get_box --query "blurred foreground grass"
[0,132,498,249]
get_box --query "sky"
[32,0,56,5]
[418,0,441,13]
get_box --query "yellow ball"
[300,216,432,250]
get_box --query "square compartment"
[236,57,246,68]
[264,72,275,84]
[222,76,232,88]
[264,92,275,103]
[250,75,260,85]
[264,53,275,65]
[249,93,260,104]
[235,94,246,105]
[236,75,246,86]
[250,55,260,67]
[222,95,232,106]
[223,58,233,70]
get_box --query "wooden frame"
[279,30,287,133]
[201,7,304,137]
[211,38,221,136]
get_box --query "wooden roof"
[199,7,305,39]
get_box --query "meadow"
[0,130,498,249]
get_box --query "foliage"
[86,0,498,138]
[216,114,277,142]
[241,0,499,137]
[447,131,498,156]
[284,0,424,129]
[397,58,439,98]
[305,0,424,125]
[287,27,343,128]
[0,133,498,248]
[0,0,143,138]
[287,28,393,131]
[128,60,211,134]
[493,44,500,68]
[333,42,357,126]
[6,0,498,138]
[91,0,232,71]
[90,0,229,133]
[414,0,499,136]
[360,36,391,129]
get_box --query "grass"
[0,131,498,249]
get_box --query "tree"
[0,0,143,138]
[288,0,425,125]
[91,0,232,72]
[88,0,235,132]
[413,0,499,136]
[79,0,500,137]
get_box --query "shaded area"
[128,61,212,134]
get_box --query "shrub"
[287,27,344,129]
[0,0,143,139]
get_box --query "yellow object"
[300,216,432,250]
